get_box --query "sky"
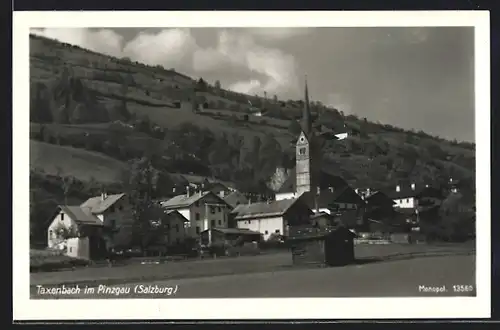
[31,27,475,142]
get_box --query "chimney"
[101,192,107,201]
[186,186,191,197]
[198,190,202,197]
[396,185,401,192]
[366,188,371,196]
[219,190,225,198]
[411,183,416,191]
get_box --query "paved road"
[32,254,476,299]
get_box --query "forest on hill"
[28,34,476,243]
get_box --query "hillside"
[30,140,127,183]
[29,33,476,196]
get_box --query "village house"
[230,198,313,240]
[386,182,443,209]
[160,188,233,237]
[46,193,133,259]
[146,204,191,249]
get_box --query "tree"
[121,157,160,253]
[30,82,54,123]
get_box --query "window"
[299,147,307,155]
[275,229,280,234]
[196,227,200,234]
[194,201,199,207]
[110,219,116,228]
[110,206,115,212]
[195,213,200,220]
[60,213,64,221]
[218,220,222,225]
[69,247,73,253]
[406,198,410,203]
[118,205,123,211]
[247,220,252,224]
[210,206,215,214]
[176,224,180,232]
[211,220,215,227]
[49,230,53,238]
[217,206,222,212]
[265,230,268,234]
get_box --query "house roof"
[276,167,348,194]
[80,193,125,214]
[232,198,309,220]
[59,205,101,226]
[161,191,231,210]
[298,186,364,210]
[161,191,211,209]
[223,191,249,208]
[364,191,396,206]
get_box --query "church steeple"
[301,76,312,137]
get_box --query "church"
[274,79,364,215]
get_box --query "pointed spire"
[302,75,312,136]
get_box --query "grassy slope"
[29,34,475,187]
[30,140,127,183]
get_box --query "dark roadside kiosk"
[287,225,357,267]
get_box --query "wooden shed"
[287,226,356,267]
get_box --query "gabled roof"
[231,198,310,220]
[364,191,396,206]
[59,205,101,226]
[80,193,125,214]
[161,191,230,210]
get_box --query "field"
[31,243,475,291]
[30,246,476,299]
[30,140,127,183]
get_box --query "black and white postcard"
[13,10,490,320]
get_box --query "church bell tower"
[295,77,319,197]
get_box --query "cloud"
[193,29,299,95]
[31,27,300,97]
[31,28,124,58]
[123,29,198,68]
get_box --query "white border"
[13,11,490,320]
